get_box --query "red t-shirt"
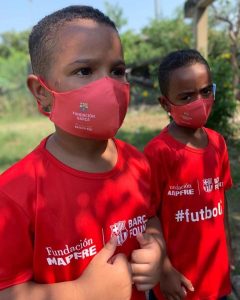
[0,137,154,300]
[144,127,232,300]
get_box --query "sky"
[1,0,185,34]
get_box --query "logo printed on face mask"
[167,83,216,129]
[80,102,88,112]
[182,112,192,121]
[36,77,130,139]
[169,97,214,128]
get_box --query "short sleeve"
[144,158,157,217]
[0,191,33,290]
[144,143,168,214]
[221,138,233,190]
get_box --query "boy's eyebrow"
[68,58,126,66]
[200,84,213,91]
[177,84,213,96]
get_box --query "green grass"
[0,116,54,172]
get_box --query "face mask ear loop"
[163,96,174,115]
[213,83,217,100]
[36,77,54,116]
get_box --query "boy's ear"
[158,95,171,113]
[27,74,53,109]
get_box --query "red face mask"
[168,97,214,128]
[37,77,130,140]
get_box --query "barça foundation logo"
[202,177,223,193]
[110,215,147,246]
[110,221,128,246]
[203,178,213,193]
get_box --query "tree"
[0,30,30,58]
[210,0,240,100]
[104,1,127,32]
[0,30,34,115]
[141,13,193,57]
[119,10,194,105]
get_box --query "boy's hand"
[77,237,132,300]
[159,257,194,300]
[131,233,161,291]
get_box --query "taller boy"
[0,5,161,300]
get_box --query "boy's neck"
[168,122,208,149]
[45,130,118,173]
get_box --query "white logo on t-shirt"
[109,215,147,246]
[110,221,128,246]
[203,178,213,192]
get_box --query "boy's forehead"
[170,64,211,84]
[167,63,212,95]
[58,18,117,40]
[45,18,123,77]
[52,19,121,55]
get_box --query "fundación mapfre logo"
[110,221,128,246]
[80,102,88,112]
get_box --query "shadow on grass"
[117,127,161,151]
[0,155,24,174]
[0,127,162,173]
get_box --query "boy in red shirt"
[0,5,162,300]
[144,49,233,300]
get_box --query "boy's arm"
[131,216,194,299]
[224,193,235,270]
[0,238,132,300]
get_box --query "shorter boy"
[145,49,233,300]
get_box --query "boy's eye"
[201,87,213,97]
[180,95,192,102]
[76,68,92,76]
[111,67,126,78]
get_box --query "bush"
[207,54,237,138]
[0,49,36,117]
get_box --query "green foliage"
[0,30,30,58]
[0,48,34,116]
[121,30,155,65]
[205,0,240,137]
[208,29,230,57]
[130,84,159,106]
[104,1,127,31]
[121,14,194,106]
[209,0,239,29]
[207,55,237,137]
[142,17,193,56]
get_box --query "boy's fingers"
[114,253,132,272]
[181,286,187,297]
[136,233,155,249]
[135,283,153,291]
[132,274,152,283]
[180,275,194,292]
[97,236,118,262]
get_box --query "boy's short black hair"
[158,49,211,96]
[29,5,117,77]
